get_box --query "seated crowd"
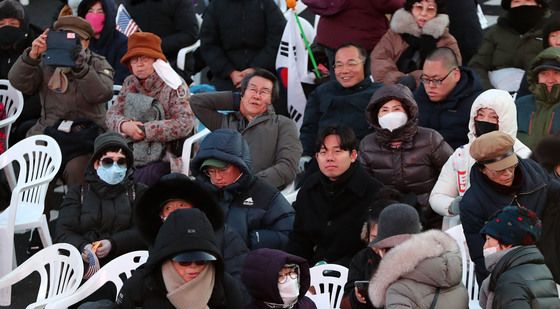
[2,0,560,308]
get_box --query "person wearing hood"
[516,47,560,150]
[370,0,461,90]
[460,130,560,284]
[368,203,468,309]
[414,47,483,149]
[533,135,560,180]
[117,208,244,308]
[430,89,532,218]
[478,206,560,309]
[190,129,294,251]
[241,248,316,309]
[134,173,249,281]
[359,84,453,229]
[106,32,194,186]
[77,0,129,85]
[55,132,147,266]
[468,0,549,91]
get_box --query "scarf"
[162,260,215,309]
[47,67,72,93]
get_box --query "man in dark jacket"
[117,208,244,308]
[288,126,384,267]
[415,47,483,149]
[299,43,383,171]
[460,131,560,284]
[200,0,285,91]
[191,129,295,251]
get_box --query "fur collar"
[368,230,460,307]
[390,8,449,39]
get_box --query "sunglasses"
[177,260,209,266]
[101,157,127,168]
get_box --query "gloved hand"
[73,48,87,70]
[448,196,462,216]
[299,156,312,173]
[81,243,93,262]
[95,239,112,258]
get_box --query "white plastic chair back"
[107,84,122,110]
[0,79,24,189]
[0,135,62,305]
[309,264,349,309]
[45,250,149,308]
[445,224,481,309]
[0,243,83,308]
[181,127,210,176]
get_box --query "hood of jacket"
[366,84,419,145]
[134,174,224,245]
[467,89,519,143]
[242,248,311,306]
[368,230,462,307]
[489,245,546,291]
[78,0,119,46]
[526,47,560,104]
[390,8,450,39]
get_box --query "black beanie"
[91,132,134,167]
[543,12,560,48]
[0,0,25,25]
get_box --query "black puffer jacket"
[359,84,453,208]
[200,0,285,90]
[191,129,295,251]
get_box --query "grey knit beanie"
[369,203,422,249]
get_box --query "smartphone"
[354,280,369,297]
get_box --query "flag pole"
[290,8,322,79]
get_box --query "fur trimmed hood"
[390,8,449,39]
[368,230,462,307]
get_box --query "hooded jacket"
[0,0,35,80]
[368,230,468,309]
[370,8,461,85]
[117,208,244,308]
[415,66,483,149]
[191,129,295,251]
[516,47,560,150]
[242,248,316,309]
[479,246,560,309]
[359,84,453,209]
[78,0,129,85]
[55,132,146,261]
[459,158,560,283]
[430,89,532,216]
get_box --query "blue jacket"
[415,67,483,149]
[460,158,554,283]
[300,78,383,156]
[191,129,295,251]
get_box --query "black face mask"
[508,5,546,34]
[0,26,27,50]
[475,120,499,137]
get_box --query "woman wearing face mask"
[478,206,560,309]
[55,132,147,270]
[359,84,453,229]
[242,248,316,309]
[430,89,532,219]
[77,0,129,85]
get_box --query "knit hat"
[54,15,94,40]
[369,203,422,249]
[543,12,560,48]
[91,132,134,168]
[470,131,518,171]
[120,32,167,65]
[480,206,542,246]
[0,0,25,25]
[502,0,547,9]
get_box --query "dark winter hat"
[533,135,560,172]
[121,32,166,64]
[502,0,547,10]
[91,132,134,167]
[480,206,542,246]
[172,251,217,263]
[534,59,560,73]
[54,15,94,40]
[470,131,518,171]
[369,203,422,249]
[0,0,25,24]
[543,12,560,48]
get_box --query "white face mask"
[278,276,299,305]
[378,111,408,132]
[483,246,498,257]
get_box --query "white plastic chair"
[0,243,83,308]
[177,14,202,85]
[0,79,24,189]
[306,292,331,309]
[45,250,149,309]
[181,127,210,176]
[106,84,122,110]
[0,135,62,305]
[308,264,349,309]
[445,224,481,309]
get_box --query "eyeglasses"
[177,261,208,267]
[246,86,272,97]
[100,157,127,168]
[278,267,299,283]
[411,2,437,17]
[487,164,518,176]
[420,67,457,87]
[130,55,153,65]
[333,60,363,71]
[204,165,231,177]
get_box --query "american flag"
[83,246,100,280]
[116,4,140,37]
